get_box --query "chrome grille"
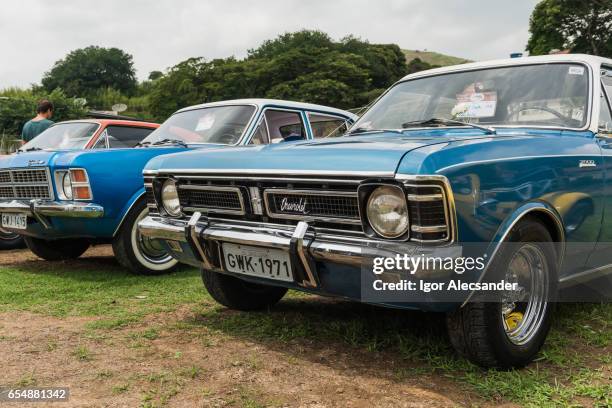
[0,168,53,200]
[264,189,360,224]
[12,169,48,183]
[178,185,244,215]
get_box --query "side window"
[264,110,305,143]
[308,113,349,138]
[91,130,107,149]
[106,126,155,148]
[249,118,270,145]
[600,68,612,133]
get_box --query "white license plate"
[1,213,27,230]
[222,243,293,282]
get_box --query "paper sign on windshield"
[452,85,497,118]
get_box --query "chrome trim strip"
[149,169,395,177]
[411,225,448,233]
[263,188,361,225]
[407,194,443,202]
[558,263,612,289]
[178,185,246,216]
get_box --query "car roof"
[399,54,612,82]
[58,119,159,128]
[175,98,358,120]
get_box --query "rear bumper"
[0,199,104,233]
[139,213,463,310]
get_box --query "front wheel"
[0,228,25,250]
[446,218,557,368]
[201,268,288,311]
[112,199,178,275]
[24,236,90,261]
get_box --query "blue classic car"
[0,100,356,274]
[139,54,612,367]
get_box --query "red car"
[0,118,159,249]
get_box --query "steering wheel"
[512,106,576,127]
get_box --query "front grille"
[0,168,52,200]
[264,189,360,224]
[178,185,244,214]
[12,169,48,183]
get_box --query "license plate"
[1,213,27,230]
[222,243,293,282]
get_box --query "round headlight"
[161,180,181,216]
[366,185,409,238]
[62,172,73,200]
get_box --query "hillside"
[402,49,471,67]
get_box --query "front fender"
[112,188,146,236]
[461,200,565,307]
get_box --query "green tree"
[0,88,87,137]
[527,0,612,57]
[148,30,408,119]
[42,46,137,97]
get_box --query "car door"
[586,66,612,269]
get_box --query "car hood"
[0,150,62,169]
[145,131,495,176]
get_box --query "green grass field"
[0,253,610,407]
[402,49,472,67]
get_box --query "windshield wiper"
[348,127,405,135]
[135,141,151,147]
[401,118,496,135]
[17,147,43,153]
[151,138,188,148]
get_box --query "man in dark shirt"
[21,100,54,143]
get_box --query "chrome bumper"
[0,200,104,220]
[139,214,459,288]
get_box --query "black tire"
[24,236,90,261]
[0,228,25,250]
[112,199,178,275]
[201,268,288,311]
[446,217,557,369]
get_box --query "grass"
[0,257,609,406]
[402,49,471,67]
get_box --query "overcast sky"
[0,0,540,88]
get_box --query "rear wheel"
[0,228,24,250]
[112,199,178,275]
[24,236,90,261]
[446,218,557,368]
[201,268,288,311]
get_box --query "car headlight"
[62,172,73,200]
[366,185,409,238]
[161,179,181,216]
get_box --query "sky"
[0,0,540,88]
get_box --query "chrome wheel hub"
[501,243,549,345]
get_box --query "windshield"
[353,63,590,132]
[22,122,99,150]
[142,105,256,145]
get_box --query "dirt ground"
[0,248,521,407]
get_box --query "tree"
[42,46,137,97]
[527,0,612,57]
[148,30,408,119]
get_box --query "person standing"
[21,99,54,143]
